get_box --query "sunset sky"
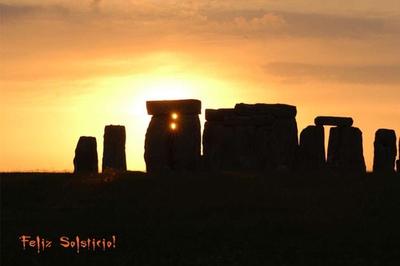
[1,0,399,172]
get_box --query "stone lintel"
[314,116,353,127]
[223,115,274,126]
[205,108,236,121]
[235,103,297,118]
[146,99,201,115]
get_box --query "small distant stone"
[314,116,353,127]
[73,136,98,174]
[373,129,397,172]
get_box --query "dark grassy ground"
[1,171,400,265]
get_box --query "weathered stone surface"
[253,124,280,171]
[223,115,274,126]
[314,116,353,127]
[146,99,201,115]
[327,127,366,172]
[203,103,298,171]
[273,117,299,170]
[144,116,170,172]
[203,123,279,171]
[235,103,297,118]
[73,136,98,173]
[145,114,201,172]
[298,126,325,171]
[397,141,400,173]
[170,115,201,171]
[202,121,225,170]
[205,108,236,121]
[373,129,397,172]
[102,125,127,171]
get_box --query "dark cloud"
[199,8,393,38]
[283,12,386,38]
[0,3,69,22]
[263,62,400,85]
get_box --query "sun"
[141,77,193,101]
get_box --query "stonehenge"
[373,129,397,172]
[73,136,98,173]
[144,99,202,172]
[102,125,127,171]
[203,103,298,171]
[71,99,397,175]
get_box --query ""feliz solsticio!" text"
[19,235,116,253]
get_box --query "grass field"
[1,171,400,265]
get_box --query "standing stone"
[171,114,201,170]
[373,129,397,172]
[203,109,238,170]
[102,125,127,171]
[234,103,298,170]
[73,136,98,173]
[253,123,279,171]
[327,127,366,172]
[145,99,201,172]
[203,121,226,170]
[203,104,297,172]
[397,138,400,173]
[272,116,299,170]
[298,126,325,171]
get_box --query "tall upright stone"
[298,126,325,171]
[145,99,201,172]
[397,138,400,173]
[327,126,366,172]
[235,103,298,170]
[73,136,98,173]
[373,129,397,172]
[102,125,127,171]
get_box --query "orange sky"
[1,0,399,172]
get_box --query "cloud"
[263,62,400,85]
[90,0,102,13]
[0,3,69,22]
[283,12,387,38]
[232,13,288,31]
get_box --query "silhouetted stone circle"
[145,99,201,172]
[73,136,98,173]
[373,129,397,172]
[102,125,127,171]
